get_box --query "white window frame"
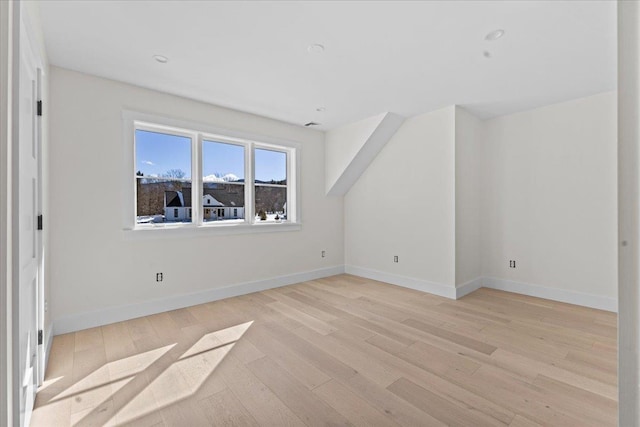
[122,110,301,238]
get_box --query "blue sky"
[135,130,286,181]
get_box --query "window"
[126,112,299,233]
[255,148,287,221]
[135,129,192,224]
[203,140,244,223]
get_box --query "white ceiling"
[37,1,616,130]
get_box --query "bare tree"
[164,169,186,179]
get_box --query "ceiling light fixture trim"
[307,44,325,53]
[485,29,505,41]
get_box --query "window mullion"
[287,149,293,222]
[245,143,254,225]
[192,134,203,225]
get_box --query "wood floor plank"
[246,356,352,426]
[531,374,616,425]
[245,324,332,390]
[265,289,338,322]
[387,377,508,427]
[334,332,516,425]
[74,327,104,353]
[218,354,306,426]
[33,274,618,427]
[402,317,498,355]
[266,300,337,335]
[101,321,137,363]
[262,321,359,381]
[293,325,402,388]
[313,379,400,427]
[509,415,543,427]
[341,372,447,426]
[199,388,259,427]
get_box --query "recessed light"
[316,107,326,112]
[307,44,325,53]
[485,29,505,41]
[153,55,169,63]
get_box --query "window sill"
[122,221,302,240]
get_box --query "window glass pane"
[135,129,192,224]
[254,148,287,222]
[255,148,286,184]
[203,140,245,182]
[203,140,245,223]
[202,184,245,223]
[136,178,192,224]
[135,129,191,179]
[255,186,286,221]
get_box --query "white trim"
[455,277,483,298]
[10,2,20,425]
[344,269,616,312]
[344,265,457,299]
[123,109,300,233]
[53,265,345,335]
[44,323,52,373]
[124,110,303,151]
[122,221,301,240]
[482,277,617,312]
[0,1,13,425]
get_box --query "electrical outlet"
[44,300,48,313]
[394,255,399,263]
[509,260,516,269]
[321,250,326,258]
[156,272,163,282]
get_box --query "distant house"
[164,186,244,221]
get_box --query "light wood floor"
[31,274,617,427]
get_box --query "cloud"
[142,160,155,165]
[203,173,240,182]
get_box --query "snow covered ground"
[137,213,286,224]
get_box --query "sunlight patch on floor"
[112,323,253,424]
[32,321,256,426]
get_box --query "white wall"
[481,92,617,303]
[454,107,482,286]
[325,113,385,194]
[345,107,457,297]
[49,67,343,333]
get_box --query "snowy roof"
[164,185,244,208]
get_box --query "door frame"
[9,2,45,426]
[0,0,15,426]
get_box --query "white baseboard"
[455,277,484,299]
[482,277,617,312]
[345,265,456,299]
[344,269,616,312]
[53,265,345,335]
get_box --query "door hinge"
[37,214,43,230]
[37,100,42,117]
[38,330,43,345]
